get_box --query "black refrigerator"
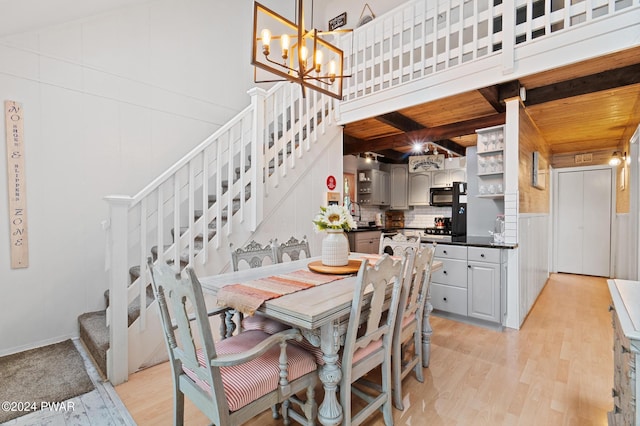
[451,182,467,241]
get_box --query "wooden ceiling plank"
[343,113,505,155]
[525,63,640,106]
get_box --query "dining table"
[199,253,442,426]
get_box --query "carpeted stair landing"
[78,284,155,378]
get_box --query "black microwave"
[430,187,453,206]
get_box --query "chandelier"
[251,0,349,100]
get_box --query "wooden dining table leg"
[317,320,343,426]
[422,290,433,368]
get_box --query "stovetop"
[424,227,452,235]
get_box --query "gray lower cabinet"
[431,244,505,325]
[431,245,468,315]
[467,247,503,323]
[347,230,381,254]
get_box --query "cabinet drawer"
[435,244,467,260]
[430,283,467,316]
[431,258,467,288]
[468,246,501,263]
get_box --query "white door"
[555,168,612,276]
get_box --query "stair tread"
[78,310,108,377]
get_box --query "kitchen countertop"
[421,235,518,249]
[348,228,517,249]
[347,227,391,233]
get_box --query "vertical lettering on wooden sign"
[5,100,29,268]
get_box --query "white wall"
[0,0,262,355]
[320,0,406,30]
[255,130,345,258]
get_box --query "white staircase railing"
[104,84,336,385]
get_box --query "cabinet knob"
[443,250,447,254]
[481,253,485,258]
[443,297,447,302]
[443,271,447,275]
[468,265,471,269]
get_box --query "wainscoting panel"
[518,214,550,326]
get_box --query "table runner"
[216,269,349,315]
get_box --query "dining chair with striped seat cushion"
[148,259,318,426]
[391,242,436,410]
[339,254,405,426]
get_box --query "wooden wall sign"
[328,12,347,31]
[5,100,29,268]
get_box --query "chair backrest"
[397,242,436,330]
[342,254,405,378]
[147,259,227,412]
[230,240,277,271]
[275,235,311,262]
[379,232,420,256]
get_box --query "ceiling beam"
[525,63,640,106]
[375,112,425,132]
[478,85,504,113]
[344,113,505,155]
[373,111,466,155]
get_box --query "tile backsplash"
[355,204,452,228]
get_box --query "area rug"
[0,339,95,423]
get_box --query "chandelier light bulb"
[261,29,271,56]
[315,50,323,73]
[280,34,290,59]
[329,60,336,82]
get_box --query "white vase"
[321,229,349,266]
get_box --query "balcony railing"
[338,0,639,103]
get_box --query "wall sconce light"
[609,151,626,166]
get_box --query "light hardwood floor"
[115,273,613,425]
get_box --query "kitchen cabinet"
[431,243,505,326]
[430,245,468,316]
[476,125,504,198]
[348,230,381,254]
[408,172,431,206]
[357,169,389,206]
[432,168,467,187]
[389,164,408,209]
[607,279,640,426]
[467,247,503,323]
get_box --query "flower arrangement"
[312,205,356,232]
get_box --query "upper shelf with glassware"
[476,125,505,197]
[476,125,505,176]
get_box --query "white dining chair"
[339,254,405,426]
[147,259,318,425]
[275,235,311,263]
[391,242,436,410]
[378,233,420,256]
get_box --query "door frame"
[551,164,617,277]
